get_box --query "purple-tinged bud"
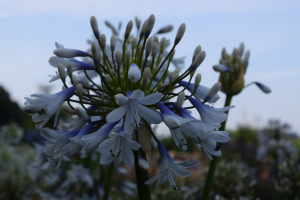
[53,49,89,58]
[203,82,221,103]
[213,64,231,73]
[255,82,271,93]
[174,23,186,45]
[125,20,133,40]
[189,51,206,72]
[157,25,173,34]
[90,16,100,39]
[145,14,155,39]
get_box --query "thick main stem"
[134,149,151,200]
[103,163,114,200]
[202,95,232,200]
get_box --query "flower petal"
[136,103,162,124]
[137,93,162,105]
[106,104,128,123]
[130,90,145,99]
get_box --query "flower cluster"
[213,43,271,96]
[24,14,233,191]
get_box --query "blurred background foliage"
[0,85,299,200]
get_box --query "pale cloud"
[1,0,300,20]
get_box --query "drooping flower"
[99,128,140,166]
[145,143,199,191]
[24,86,75,128]
[189,97,234,130]
[106,90,162,134]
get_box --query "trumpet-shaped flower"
[189,97,234,129]
[106,90,162,134]
[145,143,199,191]
[191,131,230,160]
[179,81,220,104]
[158,102,199,150]
[99,128,140,166]
[24,86,75,128]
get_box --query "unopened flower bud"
[145,37,153,58]
[110,69,115,77]
[117,87,122,93]
[115,50,122,65]
[140,19,148,38]
[90,16,100,39]
[100,34,106,48]
[238,43,245,56]
[62,103,75,114]
[152,42,157,58]
[135,16,141,30]
[91,43,100,65]
[156,54,163,65]
[255,82,271,93]
[75,107,90,122]
[66,65,73,81]
[148,59,153,68]
[54,49,88,58]
[243,50,250,62]
[105,74,112,83]
[174,23,186,45]
[57,63,65,82]
[222,47,226,59]
[105,21,117,35]
[193,45,202,62]
[143,68,151,82]
[213,64,231,73]
[177,92,185,109]
[174,68,180,75]
[120,69,124,75]
[203,82,221,103]
[174,73,179,80]
[145,14,155,39]
[125,50,131,63]
[157,82,163,91]
[157,25,173,34]
[131,37,137,50]
[152,65,157,75]
[169,72,174,84]
[153,36,159,44]
[84,81,89,88]
[160,37,166,52]
[125,20,133,40]
[189,51,206,72]
[138,156,149,170]
[110,34,116,52]
[128,63,141,83]
[77,83,83,98]
[194,73,201,89]
[169,49,175,62]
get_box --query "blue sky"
[1,0,300,133]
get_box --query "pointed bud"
[176,92,185,109]
[57,63,65,82]
[135,16,141,30]
[100,34,106,48]
[62,103,75,114]
[153,36,159,44]
[131,37,137,50]
[67,64,73,78]
[160,37,166,52]
[148,59,153,68]
[194,73,201,89]
[152,42,157,58]
[115,50,122,65]
[105,74,112,83]
[238,43,245,56]
[174,73,179,80]
[84,81,89,88]
[140,19,148,39]
[53,49,88,58]
[128,63,141,83]
[222,47,226,59]
[157,25,173,34]
[157,54,163,65]
[110,34,116,52]
[77,83,83,98]
[145,37,153,58]
[174,23,186,45]
[169,49,175,62]
[145,14,155,39]
[255,82,271,93]
[152,65,157,75]
[143,68,151,82]
[174,68,180,75]
[243,50,250,62]
[125,50,131,63]
[189,51,206,72]
[75,107,90,122]
[203,82,221,103]
[213,64,231,73]
[138,156,149,170]
[193,45,202,62]
[90,16,100,39]
[91,43,100,65]
[169,72,174,84]
[125,20,133,40]
[158,82,163,91]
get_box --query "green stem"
[103,163,114,200]
[201,95,232,200]
[134,149,151,200]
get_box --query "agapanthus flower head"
[24,14,234,190]
[214,43,271,96]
